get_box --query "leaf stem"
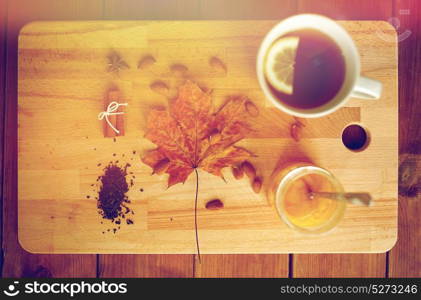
[194,168,201,263]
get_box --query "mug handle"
[351,76,382,99]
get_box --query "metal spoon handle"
[309,192,372,206]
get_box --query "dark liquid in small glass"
[267,29,346,109]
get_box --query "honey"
[267,162,346,233]
[283,173,337,228]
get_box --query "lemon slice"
[264,36,299,95]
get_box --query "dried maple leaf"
[142,80,258,260]
[142,80,256,187]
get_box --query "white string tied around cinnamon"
[98,101,128,134]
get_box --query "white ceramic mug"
[257,14,382,118]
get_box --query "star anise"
[106,51,129,75]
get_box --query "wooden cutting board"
[18,21,398,254]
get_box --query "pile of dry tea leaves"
[96,162,135,233]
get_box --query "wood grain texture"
[104,0,200,20]
[199,0,297,19]
[195,254,288,278]
[17,20,397,254]
[2,0,102,278]
[293,0,394,278]
[0,0,7,272]
[99,255,193,277]
[2,255,97,278]
[297,0,393,20]
[294,254,386,278]
[389,0,421,277]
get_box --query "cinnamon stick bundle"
[103,89,125,137]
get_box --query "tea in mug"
[264,29,346,109]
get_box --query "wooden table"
[2,0,420,277]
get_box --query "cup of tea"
[257,14,382,118]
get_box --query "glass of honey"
[267,162,346,234]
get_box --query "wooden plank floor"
[389,0,421,277]
[2,0,420,278]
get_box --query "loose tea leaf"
[96,162,134,232]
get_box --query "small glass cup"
[267,162,346,234]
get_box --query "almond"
[241,161,256,180]
[290,123,300,142]
[150,81,169,96]
[245,100,259,117]
[205,199,224,210]
[209,129,222,144]
[153,158,170,175]
[138,55,156,69]
[252,176,262,194]
[170,63,188,76]
[290,118,306,142]
[232,166,244,180]
[209,56,227,73]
